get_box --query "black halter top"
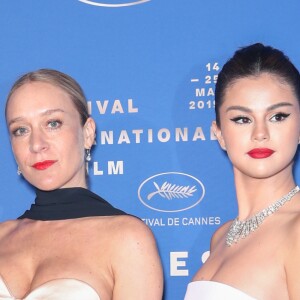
[18,187,126,221]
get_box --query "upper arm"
[112,217,163,300]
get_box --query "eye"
[230,116,251,124]
[12,127,28,137]
[269,113,290,122]
[47,120,62,129]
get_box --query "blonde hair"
[6,69,89,126]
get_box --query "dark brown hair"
[215,43,300,127]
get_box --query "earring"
[17,166,22,175]
[85,149,92,162]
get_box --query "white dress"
[0,277,100,300]
[184,281,257,300]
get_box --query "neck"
[233,168,296,220]
[18,187,126,220]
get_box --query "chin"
[34,186,60,192]
[246,169,286,180]
[29,180,62,191]
[235,168,276,180]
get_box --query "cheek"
[222,127,248,148]
[11,141,24,163]
[63,130,85,156]
[275,123,300,144]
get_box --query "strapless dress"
[184,281,257,300]
[0,277,100,300]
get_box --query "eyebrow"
[225,102,294,113]
[8,109,65,126]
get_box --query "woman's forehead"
[6,82,78,120]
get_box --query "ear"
[83,117,96,149]
[212,121,226,151]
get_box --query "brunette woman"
[185,43,300,299]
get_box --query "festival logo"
[78,0,150,7]
[138,172,205,212]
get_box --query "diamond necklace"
[226,185,300,247]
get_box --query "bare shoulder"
[103,215,163,299]
[284,212,300,297]
[106,215,157,250]
[0,219,20,236]
[210,220,232,251]
[284,211,300,253]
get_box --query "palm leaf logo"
[147,181,197,200]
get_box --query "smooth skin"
[3,82,163,299]
[192,74,300,300]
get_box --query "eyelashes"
[269,113,290,122]
[230,116,251,124]
[12,127,28,137]
[230,112,291,125]
[10,119,63,137]
[47,119,63,129]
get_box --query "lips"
[32,160,57,170]
[247,148,274,159]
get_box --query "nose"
[251,122,269,142]
[29,128,49,153]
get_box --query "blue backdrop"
[1,1,300,299]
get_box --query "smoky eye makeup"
[229,115,252,124]
[269,112,290,122]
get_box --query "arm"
[112,217,163,300]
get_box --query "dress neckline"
[186,280,257,300]
[0,274,100,299]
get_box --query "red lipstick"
[32,160,57,170]
[247,148,274,159]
